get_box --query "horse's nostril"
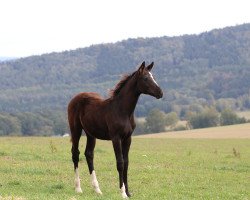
[160,90,163,98]
[157,89,163,99]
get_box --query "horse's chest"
[118,118,136,137]
[123,121,133,134]
[92,111,136,139]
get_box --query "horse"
[68,61,163,198]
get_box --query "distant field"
[138,123,250,139]
[0,136,249,199]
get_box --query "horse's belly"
[94,132,111,140]
[82,122,110,140]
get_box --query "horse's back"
[68,92,102,107]
[68,92,103,122]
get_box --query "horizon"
[0,23,249,60]
[1,0,250,58]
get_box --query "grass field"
[0,135,250,199]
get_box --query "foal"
[68,61,163,198]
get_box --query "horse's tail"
[67,93,86,143]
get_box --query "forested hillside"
[1,24,250,117]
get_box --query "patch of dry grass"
[138,123,250,138]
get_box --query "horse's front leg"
[122,136,132,197]
[112,136,128,198]
[85,135,102,194]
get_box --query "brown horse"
[68,61,163,198]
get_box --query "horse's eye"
[143,77,148,81]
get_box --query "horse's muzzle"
[156,89,163,99]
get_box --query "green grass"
[0,137,249,199]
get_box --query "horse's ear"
[146,62,154,71]
[138,61,145,73]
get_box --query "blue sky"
[1,0,250,57]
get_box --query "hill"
[137,123,250,138]
[1,24,250,116]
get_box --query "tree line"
[0,111,68,136]
[0,107,248,136]
[134,108,248,134]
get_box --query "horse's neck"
[116,79,140,116]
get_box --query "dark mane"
[109,71,137,98]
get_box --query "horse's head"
[136,61,163,99]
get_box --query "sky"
[1,0,250,58]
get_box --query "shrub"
[188,108,220,129]
[165,112,179,127]
[145,109,166,133]
[220,109,247,125]
[0,114,21,136]
[173,125,187,131]
[134,120,147,135]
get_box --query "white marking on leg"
[121,183,128,198]
[91,170,102,194]
[75,168,82,193]
[149,72,159,86]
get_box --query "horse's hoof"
[126,191,131,197]
[95,188,103,195]
[75,187,83,193]
[121,183,129,198]
[121,193,128,199]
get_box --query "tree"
[134,120,147,135]
[145,109,166,133]
[15,112,54,136]
[39,111,68,135]
[220,109,247,125]
[188,108,219,129]
[165,112,179,128]
[220,109,237,125]
[0,114,21,136]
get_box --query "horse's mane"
[109,71,137,98]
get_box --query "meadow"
[0,135,249,200]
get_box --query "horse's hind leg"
[71,125,83,193]
[85,135,102,194]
